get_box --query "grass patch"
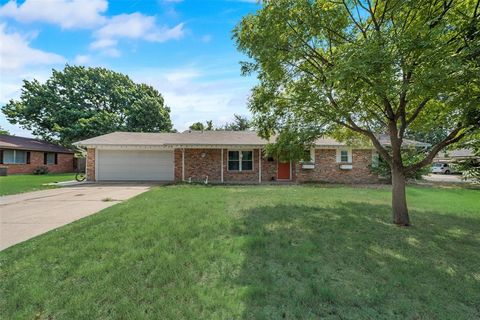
[0,173,75,196]
[1,185,479,319]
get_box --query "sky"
[0,0,260,136]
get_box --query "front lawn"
[0,173,75,196]
[1,185,479,319]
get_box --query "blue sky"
[0,0,260,136]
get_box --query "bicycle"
[75,170,86,182]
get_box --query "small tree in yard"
[234,0,480,226]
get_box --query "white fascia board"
[83,144,174,150]
[167,144,265,149]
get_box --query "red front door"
[277,161,291,180]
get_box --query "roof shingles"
[0,135,73,153]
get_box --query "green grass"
[1,185,479,319]
[0,173,75,196]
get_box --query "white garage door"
[97,150,174,181]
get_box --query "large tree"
[234,0,480,225]
[2,65,173,146]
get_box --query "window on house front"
[45,152,56,165]
[302,148,315,163]
[2,150,27,164]
[228,150,253,171]
[340,150,349,162]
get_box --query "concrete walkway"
[0,184,152,251]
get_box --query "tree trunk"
[391,166,410,226]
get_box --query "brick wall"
[295,149,379,184]
[174,148,263,183]
[261,156,278,182]
[175,148,222,182]
[86,148,96,181]
[2,150,74,174]
[88,147,377,184]
[223,149,261,183]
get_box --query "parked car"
[431,162,453,174]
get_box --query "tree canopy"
[189,121,213,131]
[0,126,10,135]
[188,115,251,131]
[223,114,251,131]
[234,0,480,225]
[2,65,173,146]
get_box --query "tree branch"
[405,127,467,173]
[406,98,430,126]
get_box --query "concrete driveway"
[0,184,152,251]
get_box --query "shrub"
[370,151,430,183]
[33,166,49,175]
[455,159,480,183]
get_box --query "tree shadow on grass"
[234,202,480,319]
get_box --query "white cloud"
[0,23,65,72]
[89,38,118,50]
[89,12,184,56]
[130,66,255,131]
[0,0,107,29]
[93,13,184,44]
[73,54,91,64]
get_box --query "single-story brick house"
[74,131,428,184]
[0,134,74,174]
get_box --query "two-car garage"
[96,149,174,181]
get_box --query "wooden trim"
[181,148,185,181]
[220,148,224,182]
[258,148,262,183]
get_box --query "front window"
[3,150,27,164]
[46,152,56,165]
[228,150,253,171]
[340,150,349,163]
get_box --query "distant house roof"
[74,131,428,149]
[435,148,475,160]
[377,134,431,148]
[0,135,73,153]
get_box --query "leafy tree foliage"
[234,0,480,225]
[188,116,251,131]
[2,65,173,146]
[455,133,480,182]
[189,121,214,131]
[222,114,251,131]
[0,126,10,135]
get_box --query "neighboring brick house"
[75,131,427,184]
[0,134,74,174]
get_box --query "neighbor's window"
[2,150,27,164]
[228,150,253,171]
[45,152,56,165]
[340,150,349,162]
